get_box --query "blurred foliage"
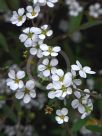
[0,0,102,136]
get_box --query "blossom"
[89,3,102,18]
[33,0,58,8]
[55,108,69,124]
[40,44,61,56]
[39,25,53,40]
[30,41,43,58]
[71,60,96,78]
[26,6,40,19]
[19,27,41,47]
[47,69,72,99]
[65,0,76,5]
[6,70,25,91]
[69,1,83,16]
[71,89,93,119]
[15,80,36,103]
[10,8,26,26]
[38,58,58,77]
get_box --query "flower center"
[31,11,36,16]
[15,78,19,83]
[61,85,66,92]
[18,16,22,21]
[47,64,51,70]
[28,32,33,38]
[60,115,64,119]
[24,88,29,94]
[42,29,48,35]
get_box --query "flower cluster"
[65,0,83,16]
[8,0,96,125]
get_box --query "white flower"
[26,6,40,19]
[39,25,53,40]
[33,0,58,8]
[89,3,102,18]
[71,89,93,118]
[69,1,83,16]
[38,58,58,77]
[71,70,82,89]
[71,60,96,78]
[30,40,43,58]
[65,0,75,5]
[47,69,72,99]
[40,44,61,56]
[10,8,26,26]
[55,108,69,124]
[15,80,36,103]
[19,27,41,47]
[6,70,25,91]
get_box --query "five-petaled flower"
[55,108,69,124]
[6,70,25,91]
[10,8,26,26]
[15,80,36,103]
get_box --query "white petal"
[52,46,61,52]
[19,34,28,42]
[56,110,61,116]
[55,90,62,97]
[38,64,46,71]
[71,65,80,71]
[46,83,53,90]
[61,108,68,115]
[10,83,18,91]
[30,90,36,98]
[30,48,37,55]
[17,71,25,79]
[73,79,82,86]
[71,99,79,109]
[18,8,25,16]
[30,27,41,34]
[39,34,45,40]
[76,60,82,68]
[8,70,15,79]
[51,67,57,75]
[47,2,54,7]
[43,70,50,77]
[40,44,48,51]
[52,74,59,81]
[46,30,53,36]
[78,104,85,114]
[23,94,31,103]
[64,116,69,122]
[51,52,58,56]
[26,6,33,12]
[56,69,64,77]
[15,91,24,99]
[63,72,72,87]
[48,91,55,99]
[53,81,62,90]
[26,80,35,90]
[83,66,96,74]
[23,27,30,34]
[43,52,50,56]
[67,87,72,94]
[50,58,58,66]
[79,70,87,78]
[18,80,24,89]
[42,58,49,65]
[34,6,40,12]
[74,91,81,99]
[24,38,32,47]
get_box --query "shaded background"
[0,0,102,136]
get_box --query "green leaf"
[0,0,8,11]
[9,0,20,9]
[86,125,102,133]
[3,105,17,123]
[0,33,9,52]
[68,12,83,33]
[72,119,87,132]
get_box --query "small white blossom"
[6,70,25,91]
[30,40,43,58]
[19,27,41,47]
[15,80,36,103]
[26,6,40,19]
[40,44,61,56]
[55,108,69,124]
[39,25,53,40]
[33,0,58,8]
[65,0,76,5]
[69,1,83,16]
[38,58,58,77]
[10,8,26,26]
[71,60,96,78]
[89,3,102,18]
[71,89,93,119]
